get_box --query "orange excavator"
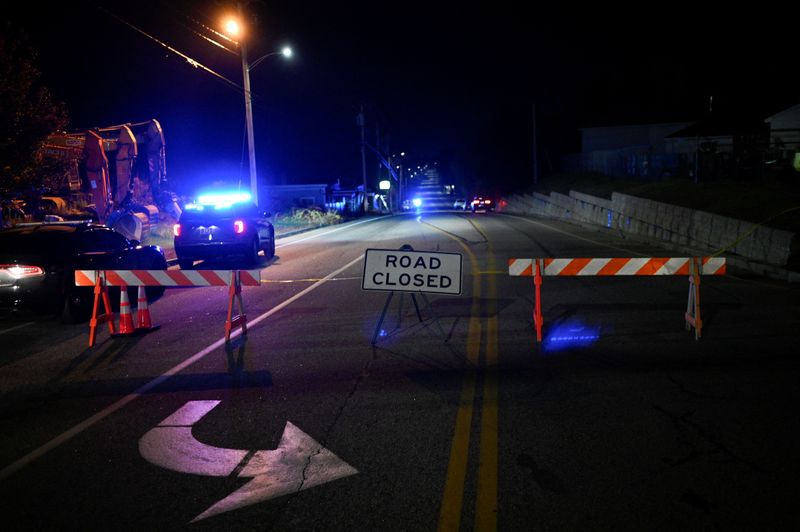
[40,119,177,240]
[41,119,168,222]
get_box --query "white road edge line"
[0,322,35,336]
[499,212,645,256]
[276,216,384,249]
[0,253,365,481]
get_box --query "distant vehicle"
[0,222,167,321]
[470,196,494,213]
[173,192,275,270]
[453,198,467,210]
[401,199,412,211]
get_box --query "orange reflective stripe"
[636,257,669,275]
[559,257,592,276]
[596,258,628,275]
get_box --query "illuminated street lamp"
[223,11,292,207]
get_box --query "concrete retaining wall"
[502,190,797,275]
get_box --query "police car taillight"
[173,224,181,237]
[234,220,245,234]
[0,264,45,279]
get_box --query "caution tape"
[260,276,360,284]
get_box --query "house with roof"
[563,103,800,179]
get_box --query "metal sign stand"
[370,244,448,345]
[371,290,446,345]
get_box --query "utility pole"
[532,102,539,186]
[238,3,259,206]
[358,104,368,213]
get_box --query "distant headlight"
[412,198,422,207]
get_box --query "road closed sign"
[362,248,462,295]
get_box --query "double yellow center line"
[428,219,499,532]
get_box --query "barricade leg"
[685,257,702,340]
[534,259,543,343]
[88,274,116,347]
[225,271,247,342]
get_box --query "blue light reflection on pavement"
[543,319,601,353]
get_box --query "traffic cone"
[117,288,135,335]
[136,286,153,330]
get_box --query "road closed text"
[362,248,462,295]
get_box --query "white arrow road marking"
[138,401,358,522]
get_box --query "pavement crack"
[650,402,771,476]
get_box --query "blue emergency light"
[192,191,252,209]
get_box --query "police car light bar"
[196,191,252,208]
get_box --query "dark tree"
[0,25,69,191]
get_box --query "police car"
[173,192,275,269]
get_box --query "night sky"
[9,1,798,197]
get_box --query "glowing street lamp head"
[223,18,241,37]
[281,46,293,58]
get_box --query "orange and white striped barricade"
[508,257,726,342]
[75,269,261,346]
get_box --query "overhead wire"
[96,6,246,98]
[158,0,240,55]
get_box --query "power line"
[97,6,245,97]
[159,1,239,55]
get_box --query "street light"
[223,12,292,207]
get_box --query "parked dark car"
[0,222,167,321]
[173,197,275,270]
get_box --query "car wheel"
[178,259,194,270]
[61,286,91,323]
[265,229,276,259]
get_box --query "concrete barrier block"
[570,190,612,211]
[550,192,576,210]
[748,226,771,263]
[768,228,794,265]
[689,211,711,247]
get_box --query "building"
[262,184,328,214]
[563,122,692,178]
[765,104,800,173]
[562,103,800,179]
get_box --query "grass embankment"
[529,173,800,235]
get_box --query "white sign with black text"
[362,248,462,295]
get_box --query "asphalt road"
[1,212,799,531]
